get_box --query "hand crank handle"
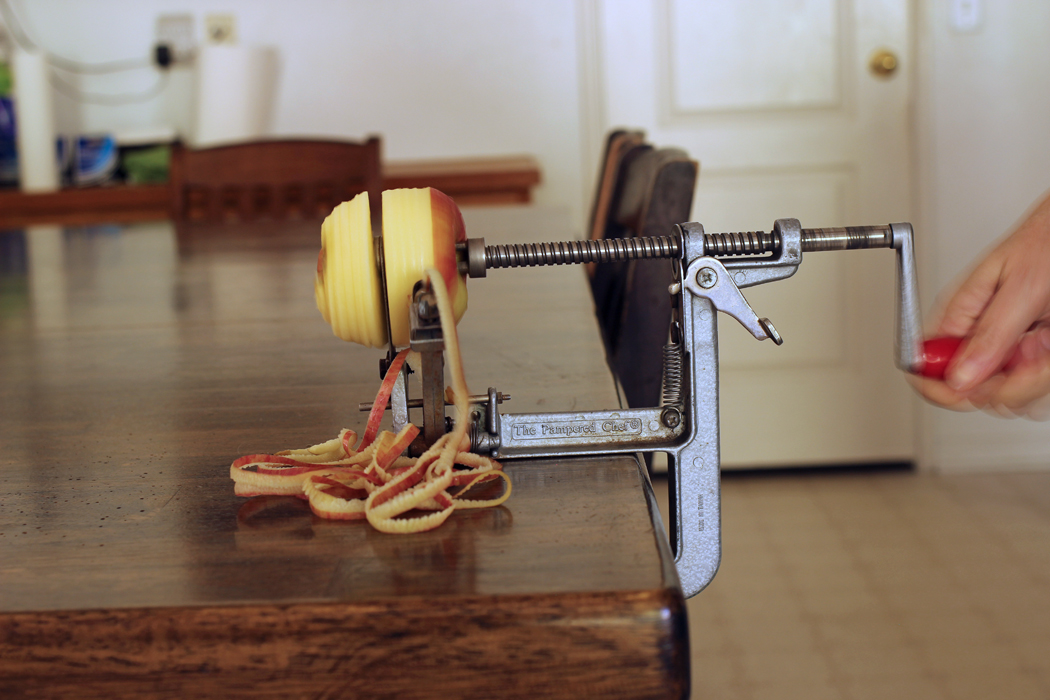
[890,223,925,374]
[696,222,926,372]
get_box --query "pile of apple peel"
[232,214,510,531]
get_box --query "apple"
[382,188,468,347]
[315,192,387,347]
[315,188,469,349]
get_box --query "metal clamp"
[396,216,925,600]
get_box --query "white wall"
[915,0,1050,471]
[5,0,587,225]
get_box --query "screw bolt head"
[697,267,717,289]
[417,298,439,320]
[661,407,682,429]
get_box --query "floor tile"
[651,469,1050,699]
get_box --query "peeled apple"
[315,188,468,347]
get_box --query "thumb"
[946,276,1046,391]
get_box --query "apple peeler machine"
[364,218,924,599]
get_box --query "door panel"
[669,0,841,112]
[592,0,914,467]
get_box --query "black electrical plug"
[154,44,173,69]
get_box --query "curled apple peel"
[233,268,510,532]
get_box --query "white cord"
[1,0,166,104]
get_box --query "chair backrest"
[170,137,382,225]
[588,134,699,410]
[587,129,646,250]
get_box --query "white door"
[582,0,915,467]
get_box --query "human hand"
[911,191,1050,418]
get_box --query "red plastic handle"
[918,337,964,380]
[918,336,1027,381]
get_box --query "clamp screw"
[417,297,439,321]
[696,267,718,289]
[661,407,682,429]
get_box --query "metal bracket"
[683,257,783,345]
[409,282,446,449]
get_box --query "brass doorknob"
[869,49,899,78]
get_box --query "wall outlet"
[205,14,237,45]
[949,0,982,33]
[155,14,195,63]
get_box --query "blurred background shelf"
[0,155,541,227]
[0,184,171,227]
[383,155,541,206]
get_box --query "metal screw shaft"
[482,235,681,270]
[702,225,894,257]
[459,224,898,277]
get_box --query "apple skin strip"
[359,349,409,451]
[230,270,510,532]
[362,268,510,533]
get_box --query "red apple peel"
[231,269,509,532]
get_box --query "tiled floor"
[651,468,1050,700]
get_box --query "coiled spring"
[485,235,680,269]
[661,341,684,407]
[702,230,780,256]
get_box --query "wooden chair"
[588,133,699,412]
[586,129,646,255]
[170,137,382,225]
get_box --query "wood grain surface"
[0,210,687,698]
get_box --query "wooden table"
[0,208,688,698]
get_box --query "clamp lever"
[684,257,783,345]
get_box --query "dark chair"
[170,137,382,226]
[588,132,699,412]
[586,129,646,263]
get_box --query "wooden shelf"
[0,185,171,228]
[0,156,542,227]
[384,155,541,205]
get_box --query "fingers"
[912,340,1050,419]
[905,373,977,412]
[936,195,1050,390]
[922,190,1050,411]
[946,273,1050,390]
[985,355,1050,418]
[1011,325,1050,366]
[935,256,1001,339]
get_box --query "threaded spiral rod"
[702,230,780,256]
[700,225,893,256]
[458,225,896,277]
[484,235,681,270]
